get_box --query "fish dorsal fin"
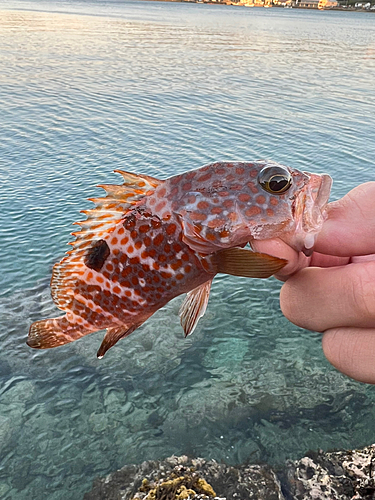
[51,170,162,311]
[209,247,287,278]
[179,279,213,337]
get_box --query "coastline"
[144,0,375,11]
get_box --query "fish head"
[242,161,332,255]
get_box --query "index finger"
[315,182,375,257]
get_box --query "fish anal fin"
[97,322,141,359]
[210,247,287,278]
[27,316,93,349]
[179,279,213,338]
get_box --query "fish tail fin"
[27,315,93,349]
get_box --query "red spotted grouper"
[27,161,332,357]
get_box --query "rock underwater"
[83,445,375,500]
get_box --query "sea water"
[0,1,374,498]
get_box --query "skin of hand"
[252,182,375,384]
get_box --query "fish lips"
[281,172,332,255]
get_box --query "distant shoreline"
[144,0,375,12]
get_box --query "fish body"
[27,161,331,357]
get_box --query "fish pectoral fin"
[179,279,213,338]
[209,247,287,278]
[97,323,140,359]
[27,316,93,349]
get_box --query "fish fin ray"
[210,247,287,278]
[27,316,93,349]
[97,321,144,358]
[51,171,163,311]
[179,279,213,337]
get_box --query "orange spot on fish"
[121,237,129,245]
[256,195,266,205]
[197,173,212,182]
[211,207,222,215]
[151,219,161,229]
[218,191,229,197]
[166,223,176,235]
[181,252,189,261]
[266,208,275,217]
[135,241,142,250]
[236,167,245,175]
[182,182,192,191]
[96,276,104,284]
[206,233,216,242]
[250,169,258,178]
[270,197,279,206]
[131,276,138,286]
[245,206,261,217]
[111,237,118,245]
[223,199,234,208]
[190,212,206,222]
[158,187,166,197]
[153,234,164,246]
[118,227,125,235]
[187,195,196,204]
[171,260,182,271]
[220,230,230,238]
[164,243,171,253]
[113,286,121,295]
[127,246,134,254]
[238,193,251,203]
[248,183,259,194]
[208,219,225,229]
[173,243,182,253]
[158,254,167,263]
[184,265,192,273]
[176,273,184,281]
[155,200,167,212]
[197,201,210,210]
[161,271,172,279]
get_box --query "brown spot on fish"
[256,195,266,205]
[84,239,110,272]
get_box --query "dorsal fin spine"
[50,170,162,312]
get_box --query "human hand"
[252,182,375,384]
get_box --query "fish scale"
[27,161,332,357]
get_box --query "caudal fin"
[27,316,93,349]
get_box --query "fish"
[27,161,332,358]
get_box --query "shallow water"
[0,1,375,498]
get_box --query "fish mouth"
[281,172,332,255]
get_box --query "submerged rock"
[284,444,375,500]
[83,455,284,500]
[84,445,375,500]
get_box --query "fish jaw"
[279,172,332,255]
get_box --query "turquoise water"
[1,1,375,497]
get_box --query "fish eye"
[258,166,292,195]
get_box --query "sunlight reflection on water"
[0,1,374,498]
